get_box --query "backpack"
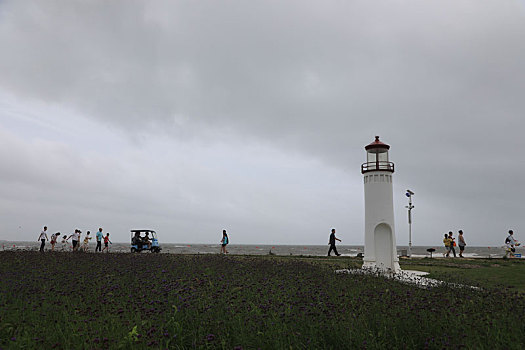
[505,237,511,244]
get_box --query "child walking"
[102,233,112,253]
[50,232,60,251]
[61,235,69,251]
[82,231,92,252]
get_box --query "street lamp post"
[405,190,414,258]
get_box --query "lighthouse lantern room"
[361,136,400,272]
[362,136,394,173]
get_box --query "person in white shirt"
[61,235,68,251]
[67,229,81,252]
[37,226,48,252]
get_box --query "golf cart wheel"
[131,248,137,253]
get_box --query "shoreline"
[0,249,520,260]
[1,240,521,259]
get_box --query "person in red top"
[102,233,112,253]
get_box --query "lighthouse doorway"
[374,223,393,270]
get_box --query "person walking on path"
[458,230,466,258]
[505,230,520,258]
[61,235,68,251]
[50,232,60,251]
[67,229,81,252]
[443,233,451,257]
[82,231,92,252]
[448,232,457,258]
[73,229,81,252]
[327,228,341,256]
[220,230,229,254]
[37,226,48,252]
[95,228,103,252]
[102,233,112,253]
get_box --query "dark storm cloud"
[1,0,525,245]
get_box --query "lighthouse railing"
[361,161,394,173]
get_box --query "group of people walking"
[442,230,467,258]
[442,229,521,258]
[37,225,521,258]
[37,226,112,253]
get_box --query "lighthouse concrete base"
[337,268,439,288]
[336,268,481,290]
[362,261,401,274]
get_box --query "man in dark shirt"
[328,228,341,256]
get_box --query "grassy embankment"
[401,257,525,291]
[1,251,524,349]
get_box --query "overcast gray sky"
[1,0,525,246]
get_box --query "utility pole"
[405,190,414,258]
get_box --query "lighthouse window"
[378,151,388,163]
[367,151,377,164]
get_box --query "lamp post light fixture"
[405,190,414,258]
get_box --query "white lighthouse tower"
[361,136,400,272]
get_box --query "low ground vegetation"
[0,252,524,349]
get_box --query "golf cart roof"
[130,229,156,233]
